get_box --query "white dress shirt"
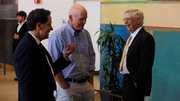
[17,21,26,33]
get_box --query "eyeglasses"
[122,18,133,21]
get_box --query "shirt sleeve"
[48,32,63,62]
[87,31,96,71]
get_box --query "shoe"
[14,78,17,81]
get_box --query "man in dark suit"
[12,11,28,53]
[14,8,75,101]
[120,9,155,101]
[12,11,28,81]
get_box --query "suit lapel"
[17,22,26,33]
[26,33,56,89]
[15,24,18,33]
[26,33,43,56]
[127,28,145,58]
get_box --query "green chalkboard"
[151,30,180,101]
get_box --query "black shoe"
[14,78,17,81]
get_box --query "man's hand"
[88,78,94,85]
[60,82,70,89]
[63,43,75,59]
[134,82,138,88]
[55,73,70,89]
[89,70,94,85]
[14,34,20,39]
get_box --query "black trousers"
[122,75,144,101]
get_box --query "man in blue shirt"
[48,4,95,101]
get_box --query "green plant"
[96,23,126,91]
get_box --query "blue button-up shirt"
[48,23,95,79]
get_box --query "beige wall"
[146,3,180,28]
[101,3,145,25]
[101,2,180,28]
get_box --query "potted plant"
[96,23,126,101]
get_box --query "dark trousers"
[18,90,55,101]
[122,75,144,101]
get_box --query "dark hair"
[27,8,51,31]
[16,11,27,20]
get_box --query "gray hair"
[125,9,144,25]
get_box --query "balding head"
[69,4,87,17]
[68,4,87,31]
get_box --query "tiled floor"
[0,65,101,101]
[0,67,18,101]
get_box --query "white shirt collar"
[18,20,26,25]
[131,27,142,38]
[128,27,142,46]
[28,31,41,45]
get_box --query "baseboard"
[0,62,14,71]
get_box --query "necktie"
[119,35,132,71]
[39,43,54,76]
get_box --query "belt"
[65,77,88,83]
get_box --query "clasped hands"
[14,34,20,39]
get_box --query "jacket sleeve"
[133,34,155,84]
[52,53,71,75]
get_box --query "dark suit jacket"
[12,22,28,53]
[127,28,155,96]
[14,33,71,101]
